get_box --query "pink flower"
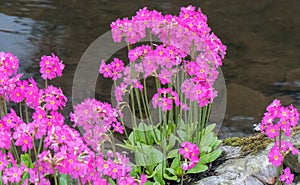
[158,97,173,111]
[140,174,147,185]
[24,78,39,108]
[268,146,283,167]
[0,52,19,77]
[14,123,33,152]
[119,177,137,185]
[132,79,143,91]
[0,130,11,149]
[280,167,294,184]
[39,85,67,111]
[158,69,172,85]
[99,58,124,80]
[0,151,9,171]
[265,124,279,139]
[39,53,64,80]
[112,121,124,134]
[179,142,200,171]
[4,165,24,184]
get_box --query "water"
[1,0,300,138]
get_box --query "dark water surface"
[1,0,300,138]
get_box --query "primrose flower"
[99,58,124,80]
[0,52,19,78]
[179,142,200,171]
[152,88,181,112]
[39,53,64,80]
[280,167,294,184]
[3,165,25,184]
[268,146,283,167]
[39,85,67,111]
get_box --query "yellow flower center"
[24,139,28,144]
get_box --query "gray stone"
[219,145,241,159]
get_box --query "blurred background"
[0,0,299,138]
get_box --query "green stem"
[10,140,20,162]
[45,79,48,88]
[148,28,153,50]
[25,104,29,123]
[19,102,23,120]
[32,136,40,182]
[53,168,58,185]
[38,136,45,154]
[3,97,7,115]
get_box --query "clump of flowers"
[39,53,64,80]
[100,5,226,184]
[0,51,146,185]
[260,99,299,184]
[179,142,200,171]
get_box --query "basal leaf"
[186,163,208,174]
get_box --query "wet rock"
[240,63,289,94]
[282,68,300,92]
[224,83,271,135]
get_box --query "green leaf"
[144,182,155,185]
[200,132,214,147]
[59,174,68,185]
[165,168,176,176]
[166,134,177,151]
[201,146,212,153]
[200,149,222,165]
[204,124,216,133]
[170,155,180,169]
[186,163,208,174]
[167,149,178,159]
[130,165,137,177]
[21,172,29,184]
[175,166,183,176]
[146,163,157,174]
[163,173,178,181]
[21,154,34,169]
[211,139,222,149]
[134,144,164,166]
[154,163,165,185]
[207,149,222,163]
[146,170,157,179]
[176,130,186,142]
[108,178,116,185]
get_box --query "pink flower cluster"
[99,58,125,80]
[39,53,64,80]
[268,141,298,167]
[0,51,146,185]
[70,98,124,150]
[0,52,21,100]
[110,6,226,65]
[152,88,184,112]
[179,142,200,170]
[260,99,299,138]
[105,6,227,110]
[280,167,294,184]
[260,99,299,184]
[39,85,67,111]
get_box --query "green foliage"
[20,154,34,169]
[122,121,222,184]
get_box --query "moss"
[223,126,300,156]
[223,133,272,156]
